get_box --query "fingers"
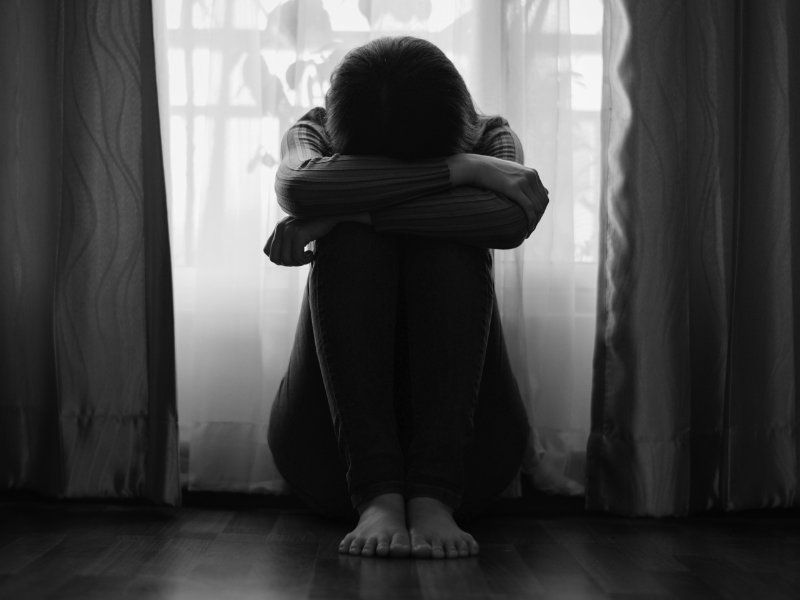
[512,181,537,234]
[263,229,275,257]
[522,169,550,235]
[270,221,285,265]
[266,219,314,267]
[290,235,312,266]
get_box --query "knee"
[315,222,395,262]
[404,237,492,279]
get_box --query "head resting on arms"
[324,36,482,160]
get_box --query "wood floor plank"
[486,517,557,545]
[0,535,120,599]
[685,518,784,541]
[308,526,365,599]
[107,507,180,538]
[514,541,592,575]
[754,518,800,542]
[477,543,546,598]
[2,503,799,600]
[352,555,424,600]
[44,575,134,600]
[0,505,64,536]
[647,571,729,600]
[561,542,670,595]
[0,534,65,574]
[709,538,800,573]
[32,534,118,574]
[416,555,494,600]
[176,508,235,539]
[88,537,171,577]
[539,518,615,546]
[464,517,518,544]
[606,533,689,572]
[139,537,211,577]
[222,509,280,535]
[675,555,798,600]
[268,511,332,545]
[751,569,800,600]
[192,526,318,598]
[528,572,608,598]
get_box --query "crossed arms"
[264,107,549,266]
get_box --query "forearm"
[370,188,527,250]
[275,112,540,247]
[328,212,373,226]
[275,112,452,219]
[276,157,453,218]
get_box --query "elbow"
[274,181,309,219]
[481,219,528,250]
[509,226,528,249]
[495,225,527,250]
[498,207,529,249]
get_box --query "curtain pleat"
[0,0,64,494]
[0,0,179,505]
[588,0,799,516]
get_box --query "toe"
[456,540,469,557]
[461,534,479,555]
[339,534,355,554]
[349,537,366,555]
[375,534,391,557]
[389,532,411,557]
[410,533,432,558]
[361,538,377,557]
[431,539,445,559]
[445,543,459,558]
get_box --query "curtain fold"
[0,0,180,505]
[588,0,800,516]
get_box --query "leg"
[309,222,405,506]
[308,222,410,557]
[400,237,494,558]
[455,297,531,521]
[268,284,357,522]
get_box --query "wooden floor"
[1,501,799,599]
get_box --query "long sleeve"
[274,108,529,249]
[370,121,528,249]
[275,107,452,218]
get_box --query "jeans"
[268,223,530,524]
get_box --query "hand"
[263,216,337,267]
[447,154,549,236]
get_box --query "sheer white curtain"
[153,0,601,496]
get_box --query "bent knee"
[403,236,492,274]
[315,222,397,262]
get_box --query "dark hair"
[324,36,481,159]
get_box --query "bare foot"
[407,497,479,559]
[339,493,411,558]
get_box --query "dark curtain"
[588,0,800,516]
[0,0,179,505]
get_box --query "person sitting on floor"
[264,35,549,559]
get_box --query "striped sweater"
[275,107,528,249]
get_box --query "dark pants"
[268,223,530,524]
